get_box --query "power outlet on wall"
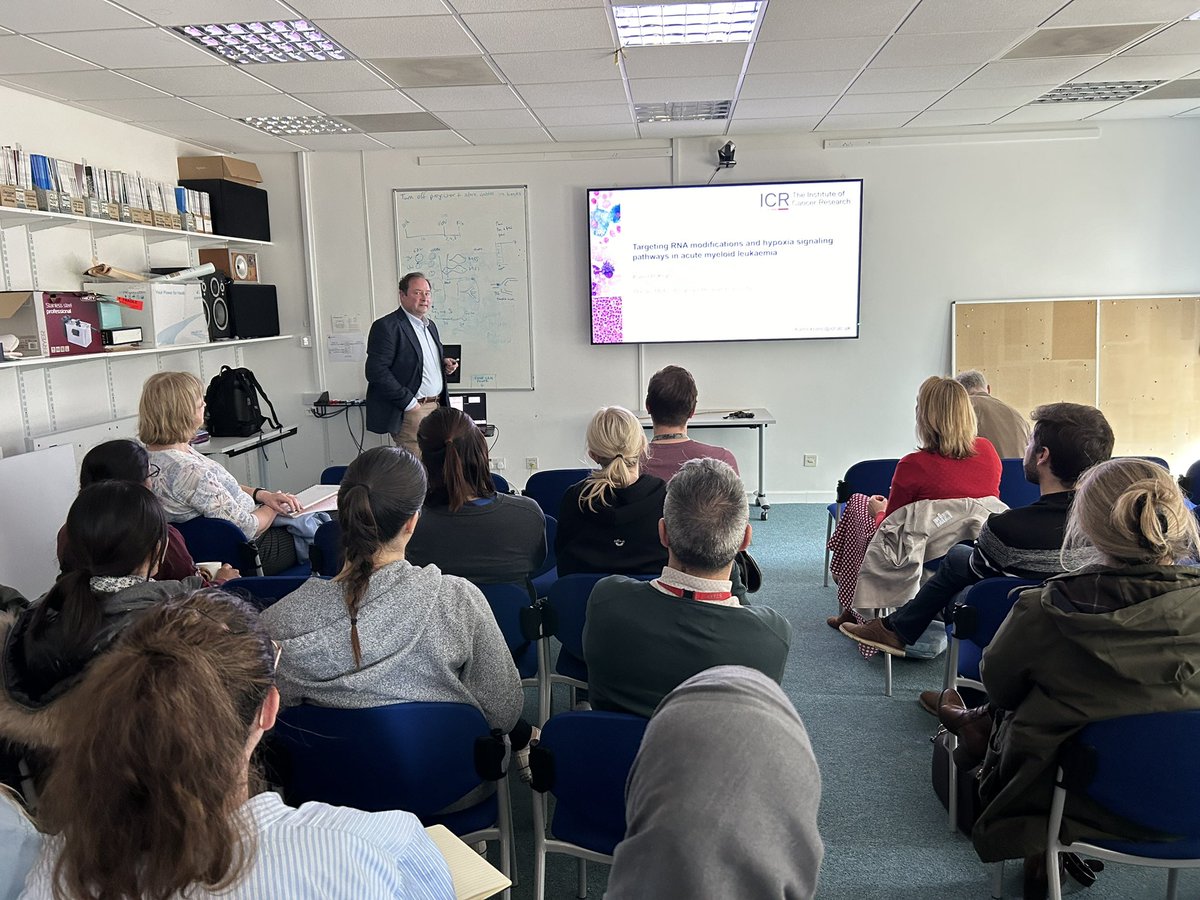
[491,457,506,471]
[526,457,539,471]
[803,454,818,467]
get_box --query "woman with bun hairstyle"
[21,589,454,900]
[556,406,668,577]
[970,457,1200,873]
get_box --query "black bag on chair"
[931,728,985,836]
[205,365,281,437]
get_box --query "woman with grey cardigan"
[262,447,534,766]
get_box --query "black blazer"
[364,309,450,435]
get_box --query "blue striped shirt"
[19,792,455,899]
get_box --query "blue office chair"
[524,468,590,518]
[492,472,512,494]
[319,465,347,485]
[1128,455,1170,472]
[998,458,1039,509]
[175,516,263,576]
[478,582,540,683]
[529,710,649,900]
[272,701,513,895]
[1047,710,1200,899]
[530,515,557,600]
[825,459,899,588]
[221,575,308,609]
[310,519,342,577]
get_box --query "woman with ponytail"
[260,447,525,745]
[0,481,200,752]
[556,406,668,577]
[968,457,1200,876]
[22,589,454,899]
[406,406,546,587]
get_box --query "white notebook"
[292,484,338,511]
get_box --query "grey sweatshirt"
[260,560,522,732]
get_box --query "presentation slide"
[589,179,862,344]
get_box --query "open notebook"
[292,484,338,512]
[425,825,511,900]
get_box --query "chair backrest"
[310,519,343,577]
[998,458,1040,509]
[272,701,499,820]
[174,516,260,574]
[531,514,557,580]
[1059,710,1200,859]
[491,472,511,494]
[1122,455,1169,473]
[837,459,899,503]
[319,465,347,486]
[1180,459,1200,504]
[477,582,538,679]
[524,468,591,518]
[530,710,649,855]
[221,575,308,609]
[953,577,1039,681]
[547,573,609,663]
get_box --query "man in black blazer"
[365,271,458,454]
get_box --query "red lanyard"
[653,580,733,602]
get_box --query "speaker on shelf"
[198,248,259,282]
[201,274,232,341]
[226,283,280,339]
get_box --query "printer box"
[0,291,104,358]
[82,281,208,347]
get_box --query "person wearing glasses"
[18,590,455,900]
[365,271,460,457]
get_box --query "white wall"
[301,119,1200,497]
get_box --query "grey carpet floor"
[511,503,1193,899]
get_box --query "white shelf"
[0,334,293,370]
[0,204,272,247]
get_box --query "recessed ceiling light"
[1034,80,1163,103]
[175,21,350,64]
[635,100,732,122]
[614,2,763,47]
[241,115,356,135]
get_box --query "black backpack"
[204,365,281,437]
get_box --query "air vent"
[1035,81,1163,103]
[635,100,732,123]
[241,116,356,135]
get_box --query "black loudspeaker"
[202,274,232,340]
[179,179,271,241]
[226,283,280,339]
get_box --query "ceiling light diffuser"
[175,21,349,64]
[614,2,763,47]
[1035,81,1163,103]
[635,100,732,122]
[241,116,356,135]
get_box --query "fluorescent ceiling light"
[1035,80,1162,103]
[241,115,356,135]
[175,21,349,64]
[613,2,763,47]
[635,100,731,122]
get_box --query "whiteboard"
[392,186,534,390]
[0,444,77,601]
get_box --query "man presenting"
[956,370,1030,458]
[365,272,459,455]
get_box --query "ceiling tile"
[758,0,916,40]
[148,117,305,150]
[405,84,524,111]
[727,116,822,133]
[452,0,602,9]
[1003,23,1159,58]
[547,123,639,141]
[536,104,631,126]
[294,0,447,16]
[1136,77,1200,98]
[39,27,221,69]
[740,71,858,99]
[368,56,501,88]
[992,99,1119,121]
[874,31,1026,67]
[371,130,470,148]
[1124,21,1200,55]
[0,35,97,74]
[629,76,739,103]
[906,107,1013,126]
[638,120,728,137]
[249,60,390,93]
[816,112,916,130]
[192,94,321,117]
[516,80,628,106]
[336,112,446,131]
[1044,0,1200,28]
[1089,97,1200,117]
[623,43,749,79]
[963,56,1107,86]
[746,37,884,75]
[297,89,421,114]
[492,50,616,83]
[118,65,279,96]
[1072,53,1200,80]
[458,127,553,144]
[849,63,978,92]
[735,96,838,117]
[832,91,944,114]
[286,133,389,151]
[900,0,1066,34]
[0,0,153,33]
[460,8,613,54]
[931,85,1056,109]
[111,1,296,26]
[0,69,163,100]
[437,108,540,129]
[76,96,229,122]
[317,16,479,58]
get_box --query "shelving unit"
[0,334,293,370]
[0,203,272,247]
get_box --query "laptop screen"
[448,392,487,427]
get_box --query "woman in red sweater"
[827,376,1001,629]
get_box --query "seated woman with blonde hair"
[556,406,668,577]
[139,371,302,575]
[20,589,454,899]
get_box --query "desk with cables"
[199,425,299,489]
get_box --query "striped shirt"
[19,792,455,900]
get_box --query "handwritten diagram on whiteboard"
[392,186,534,390]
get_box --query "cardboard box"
[35,189,65,214]
[0,291,104,359]
[177,155,262,186]
[68,197,86,217]
[0,292,41,359]
[83,281,208,347]
[151,210,171,229]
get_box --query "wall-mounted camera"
[717,140,736,168]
